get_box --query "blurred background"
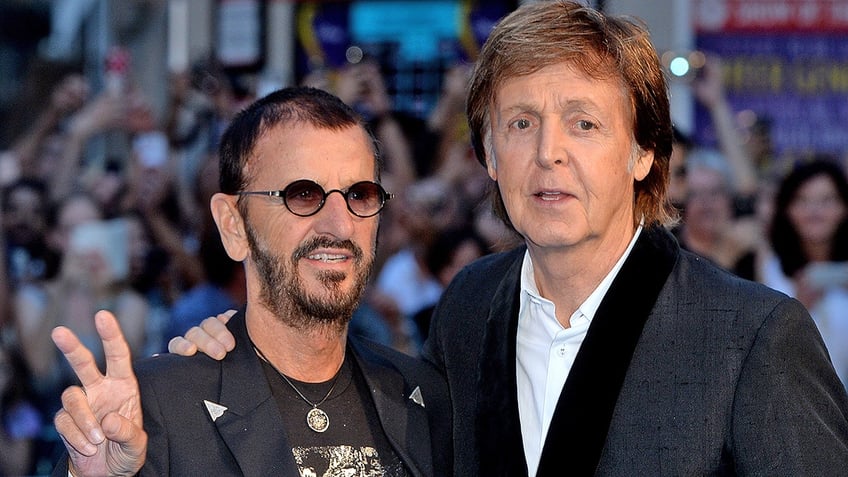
[1,1,848,475]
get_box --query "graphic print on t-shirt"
[292,445,386,476]
[260,353,410,476]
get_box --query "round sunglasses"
[239,179,393,218]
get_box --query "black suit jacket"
[55,311,452,476]
[423,226,848,476]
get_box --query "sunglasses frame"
[239,179,393,218]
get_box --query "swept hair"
[467,0,676,229]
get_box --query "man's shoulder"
[134,351,223,385]
[676,248,787,300]
[670,249,803,325]
[350,337,444,383]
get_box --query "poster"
[694,0,848,158]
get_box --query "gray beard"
[246,226,373,333]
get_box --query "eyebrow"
[497,97,604,116]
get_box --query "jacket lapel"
[350,338,432,477]
[536,226,678,476]
[212,312,300,475]
[475,248,529,477]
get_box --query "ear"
[210,193,249,262]
[632,148,654,182]
[485,150,498,181]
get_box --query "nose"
[312,191,355,239]
[536,120,566,169]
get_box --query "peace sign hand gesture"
[52,310,147,477]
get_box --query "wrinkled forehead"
[485,62,632,132]
[495,54,627,97]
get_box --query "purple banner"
[695,33,848,158]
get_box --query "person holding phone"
[15,193,148,409]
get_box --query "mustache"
[292,236,363,262]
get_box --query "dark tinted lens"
[347,182,384,216]
[284,180,324,215]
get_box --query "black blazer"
[424,226,848,476]
[55,311,452,476]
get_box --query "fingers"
[52,325,103,389]
[184,322,227,360]
[101,411,148,470]
[167,309,237,359]
[219,309,237,324]
[94,310,134,380]
[52,311,134,389]
[203,313,237,351]
[55,386,104,456]
[167,336,198,356]
[57,404,149,474]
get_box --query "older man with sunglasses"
[49,87,452,477]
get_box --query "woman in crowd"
[759,159,848,388]
[674,148,761,280]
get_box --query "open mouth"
[535,191,565,201]
[307,253,348,263]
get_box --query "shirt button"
[557,346,567,357]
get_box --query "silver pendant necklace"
[252,344,340,433]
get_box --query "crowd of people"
[1,2,848,474]
[0,50,504,476]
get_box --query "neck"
[803,240,831,263]
[246,305,347,383]
[528,228,635,327]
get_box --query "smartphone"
[132,131,169,169]
[68,219,130,282]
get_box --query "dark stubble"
[246,223,374,333]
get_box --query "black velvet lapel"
[535,226,678,476]
[475,249,529,477]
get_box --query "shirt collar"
[520,225,643,323]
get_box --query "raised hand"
[691,56,726,109]
[52,310,147,477]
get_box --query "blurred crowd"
[1,51,847,474]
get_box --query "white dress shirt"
[517,226,642,477]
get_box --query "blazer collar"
[476,247,529,476]
[350,337,433,477]
[212,314,433,476]
[474,227,679,477]
[214,310,299,475]
[537,226,678,476]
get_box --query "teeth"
[307,253,346,262]
[537,192,561,200]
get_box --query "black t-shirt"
[260,353,410,477]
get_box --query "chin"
[523,226,587,249]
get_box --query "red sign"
[695,0,848,32]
